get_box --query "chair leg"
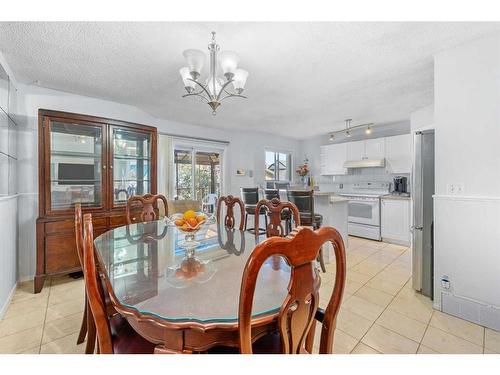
[76,294,88,344]
[264,214,268,233]
[85,301,96,354]
[317,247,327,273]
[244,213,248,231]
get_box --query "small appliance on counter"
[393,176,408,194]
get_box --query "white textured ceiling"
[1,22,499,138]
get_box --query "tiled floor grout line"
[416,311,433,354]
[348,276,409,353]
[37,277,54,353]
[343,247,411,353]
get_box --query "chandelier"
[179,31,248,115]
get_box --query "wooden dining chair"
[126,194,168,224]
[216,195,245,230]
[74,203,96,354]
[238,226,346,354]
[287,190,326,272]
[254,198,300,238]
[82,213,156,354]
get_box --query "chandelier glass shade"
[179,32,248,115]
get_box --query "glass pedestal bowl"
[165,211,214,255]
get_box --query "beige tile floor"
[1,236,499,354]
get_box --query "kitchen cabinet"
[347,140,365,160]
[385,133,412,174]
[346,138,385,160]
[320,143,347,175]
[365,138,385,159]
[381,197,410,246]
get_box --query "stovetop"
[336,182,390,198]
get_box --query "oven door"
[347,198,380,226]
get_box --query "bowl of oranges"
[166,210,214,251]
[167,210,212,233]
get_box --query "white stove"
[338,182,389,241]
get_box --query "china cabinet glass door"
[47,120,105,212]
[111,127,152,206]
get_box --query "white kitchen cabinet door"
[320,144,347,175]
[385,134,412,174]
[347,140,365,160]
[381,198,410,245]
[365,138,385,159]
[320,145,327,175]
[327,143,347,175]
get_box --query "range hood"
[343,158,386,168]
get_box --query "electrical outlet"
[441,275,451,290]
[447,184,464,195]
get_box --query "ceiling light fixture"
[179,31,248,115]
[345,119,352,137]
[328,119,376,140]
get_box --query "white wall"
[410,104,434,132]
[15,83,301,281]
[0,197,18,318]
[433,33,500,329]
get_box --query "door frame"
[171,138,228,200]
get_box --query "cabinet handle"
[110,165,113,169]
[103,165,106,169]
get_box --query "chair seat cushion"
[299,213,323,225]
[110,315,156,354]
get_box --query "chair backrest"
[287,190,315,217]
[74,203,84,269]
[238,226,346,354]
[126,194,168,224]
[240,187,259,205]
[216,195,245,230]
[255,198,301,238]
[264,189,280,201]
[167,199,201,215]
[82,213,114,354]
[274,182,290,190]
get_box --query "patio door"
[172,141,225,201]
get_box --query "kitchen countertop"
[381,194,411,200]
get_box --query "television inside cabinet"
[35,109,158,293]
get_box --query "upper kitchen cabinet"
[385,134,412,174]
[347,140,365,160]
[320,143,347,175]
[365,138,385,159]
[346,138,385,160]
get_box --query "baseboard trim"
[0,282,18,320]
[381,237,410,247]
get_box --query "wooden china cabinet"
[35,109,157,293]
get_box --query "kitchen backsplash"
[314,168,411,193]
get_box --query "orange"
[196,214,206,222]
[174,219,185,227]
[187,218,198,228]
[183,210,197,220]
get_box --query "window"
[173,142,224,201]
[265,150,292,182]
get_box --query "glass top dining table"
[93,220,291,325]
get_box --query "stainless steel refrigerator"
[412,130,435,298]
